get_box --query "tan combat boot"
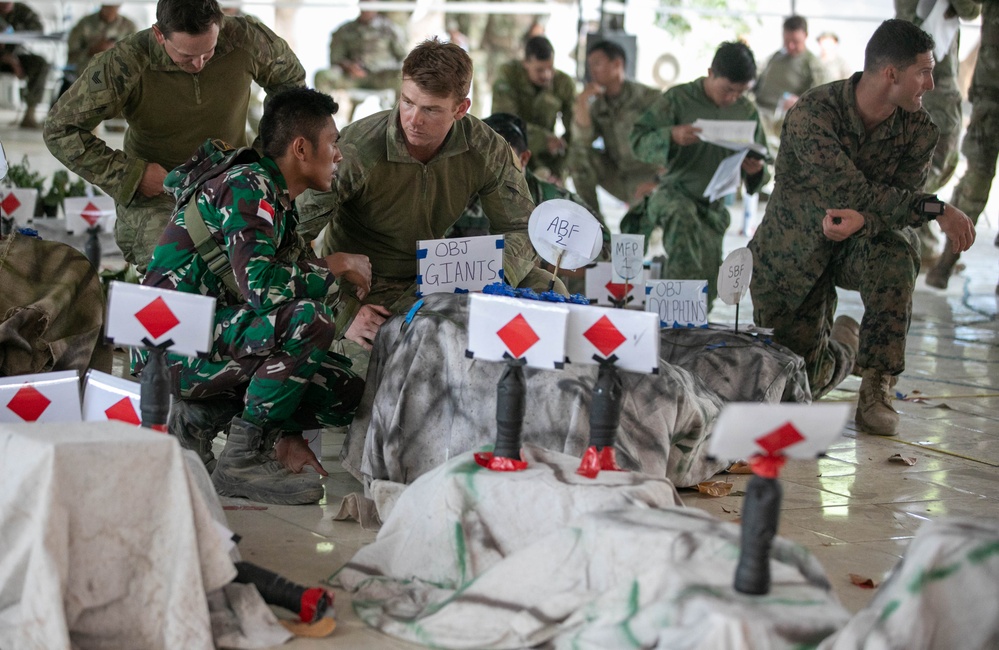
[856,369,899,436]
[830,315,860,376]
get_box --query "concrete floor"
[3,111,998,648]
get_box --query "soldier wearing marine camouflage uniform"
[928,0,999,290]
[896,0,982,270]
[749,20,976,437]
[43,0,305,272]
[142,88,385,505]
[0,2,51,129]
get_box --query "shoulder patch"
[88,65,108,92]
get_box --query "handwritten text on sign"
[611,233,644,282]
[417,235,504,295]
[646,280,709,328]
[538,213,602,258]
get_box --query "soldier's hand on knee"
[326,252,373,300]
[823,208,864,241]
[938,204,976,253]
[345,304,391,350]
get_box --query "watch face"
[923,198,945,216]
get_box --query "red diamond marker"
[134,297,180,340]
[584,315,627,357]
[755,422,805,455]
[605,281,629,301]
[105,397,140,425]
[7,385,51,421]
[81,202,102,227]
[496,313,540,358]
[1,193,22,215]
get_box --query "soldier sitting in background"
[59,4,137,99]
[0,2,51,129]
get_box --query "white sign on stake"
[64,195,116,235]
[716,247,754,306]
[707,403,851,462]
[646,280,709,328]
[565,304,659,374]
[466,293,569,369]
[528,199,603,270]
[416,234,504,296]
[82,370,142,425]
[585,262,647,307]
[0,370,82,423]
[0,188,38,227]
[106,281,216,358]
[611,233,644,282]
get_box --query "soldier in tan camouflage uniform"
[0,2,51,129]
[43,0,304,272]
[928,0,998,291]
[749,20,976,436]
[313,8,407,123]
[65,5,137,80]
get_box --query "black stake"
[85,224,101,269]
[494,353,527,459]
[140,338,174,431]
[588,354,622,451]
[734,473,783,595]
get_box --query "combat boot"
[211,417,324,505]
[168,398,243,472]
[830,315,860,376]
[925,245,960,289]
[856,369,899,436]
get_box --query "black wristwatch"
[918,195,945,220]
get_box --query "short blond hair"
[402,37,472,100]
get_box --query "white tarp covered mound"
[335,446,850,649]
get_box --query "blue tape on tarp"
[405,298,425,324]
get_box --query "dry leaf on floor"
[848,573,878,589]
[696,480,734,497]
[727,461,754,474]
[280,617,336,638]
[888,454,917,466]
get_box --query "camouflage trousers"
[621,186,729,307]
[0,52,49,105]
[950,98,999,224]
[916,88,964,261]
[752,227,919,398]
[114,192,175,271]
[140,298,363,434]
[566,146,657,220]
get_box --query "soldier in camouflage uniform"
[896,0,982,270]
[928,0,998,290]
[492,36,575,183]
[625,42,769,308]
[43,0,305,272]
[313,9,407,123]
[65,5,137,81]
[298,38,563,337]
[142,88,385,505]
[568,39,661,222]
[749,20,976,436]
[0,2,51,129]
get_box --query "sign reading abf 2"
[0,370,82,423]
[611,234,644,282]
[417,235,504,296]
[466,293,568,369]
[707,403,850,462]
[106,281,216,357]
[646,280,708,328]
[565,304,659,374]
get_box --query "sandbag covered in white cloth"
[821,517,999,650]
[335,446,848,649]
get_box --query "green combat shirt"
[66,11,138,72]
[631,78,769,202]
[572,79,661,177]
[43,15,305,209]
[328,15,407,73]
[492,59,575,157]
[749,73,938,313]
[298,108,539,287]
[754,49,826,112]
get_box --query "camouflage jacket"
[631,77,770,202]
[297,108,539,287]
[66,11,138,72]
[754,48,826,111]
[445,0,543,53]
[144,156,336,310]
[572,79,662,176]
[749,73,938,311]
[328,15,406,73]
[0,3,42,56]
[43,15,305,209]
[971,0,999,102]
[492,59,576,154]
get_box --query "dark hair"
[711,41,757,84]
[524,35,554,61]
[586,39,627,65]
[864,19,935,72]
[156,0,224,37]
[483,112,529,154]
[259,87,339,159]
[783,15,808,34]
[403,37,472,99]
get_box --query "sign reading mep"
[646,280,709,328]
[417,235,504,295]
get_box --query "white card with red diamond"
[646,279,708,328]
[106,281,215,358]
[565,304,659,373]
[707,403,851,461]
[82,370,142,425]
[64,195,116,235]
[0,188,38,226]
[466,294,568,369]
[0,370,82,423]
[585,262,647,307]
[416,234,504,296]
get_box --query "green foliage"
[42,169,93,208]
[656,0,759,40]
[4,155,45,192]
